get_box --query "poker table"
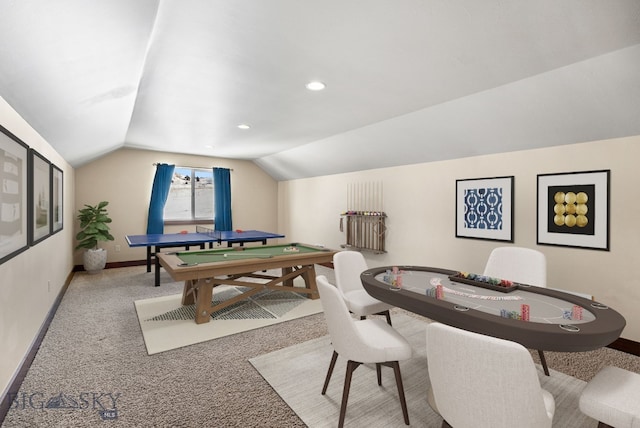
[157,243,336,324]
[361,266,626,352]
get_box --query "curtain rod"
[153,163,233,171]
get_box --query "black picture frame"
[51,164,63,234]
[456,176,514,242]
[29,149,51,245]
[0,124,29,264]
[536,170,610,251]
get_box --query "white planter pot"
[83,248,107,274]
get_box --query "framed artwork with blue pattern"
[456,176,514,242]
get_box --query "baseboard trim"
[0,270,75,426]
[73,259,147,272]
[608,337,640,356]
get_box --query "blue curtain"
[213,167,232,231]
[146,163,175,234]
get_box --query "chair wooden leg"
[356,311,392,325]
[391,361,410,425]
[338,360,362,428]
[383,310,392,326]
[329,358,408,427]
[538,349,550,376]
[322,351,339,395]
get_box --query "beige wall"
[0,97,75,398]
[278,136,640,342]
[74,148,280,265]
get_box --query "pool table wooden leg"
[194,279,214,324]
[182,280,196,305]
[301,265,319,299]
[182,279,214,324]
[282,267,294,287]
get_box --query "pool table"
[125,229,285,286]
[157,243,337,324]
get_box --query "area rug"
[135,285,323,355]
[250,314,594,427]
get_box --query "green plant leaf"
[75,201,114,251]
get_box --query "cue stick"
[366,215,370,250]
[354,182,358,212]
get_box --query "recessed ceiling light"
[306,81,326,91]
[204,145,213,149]
[237,124,251,130]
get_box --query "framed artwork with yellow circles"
[537,170,610,251]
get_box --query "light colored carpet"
[250,314,595,428]
[135,284,323,355]
[3,265,637,427]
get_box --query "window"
[164,167,214,223]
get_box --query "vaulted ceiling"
[1,1,639,180]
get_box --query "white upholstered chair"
[426,322,555,428]
[333,251,393,325]
[483,246,551,376]
[483,246,547,287]
[579,366,640,428]
[316,275,412,427]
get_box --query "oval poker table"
[361,266,626,352]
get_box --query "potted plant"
[75,201,114,273]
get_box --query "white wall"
[74,148,280,265]
[278,136,640,342]
[0,97,75,399]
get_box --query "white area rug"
[135,285,323,355]
[250,314,595,427]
